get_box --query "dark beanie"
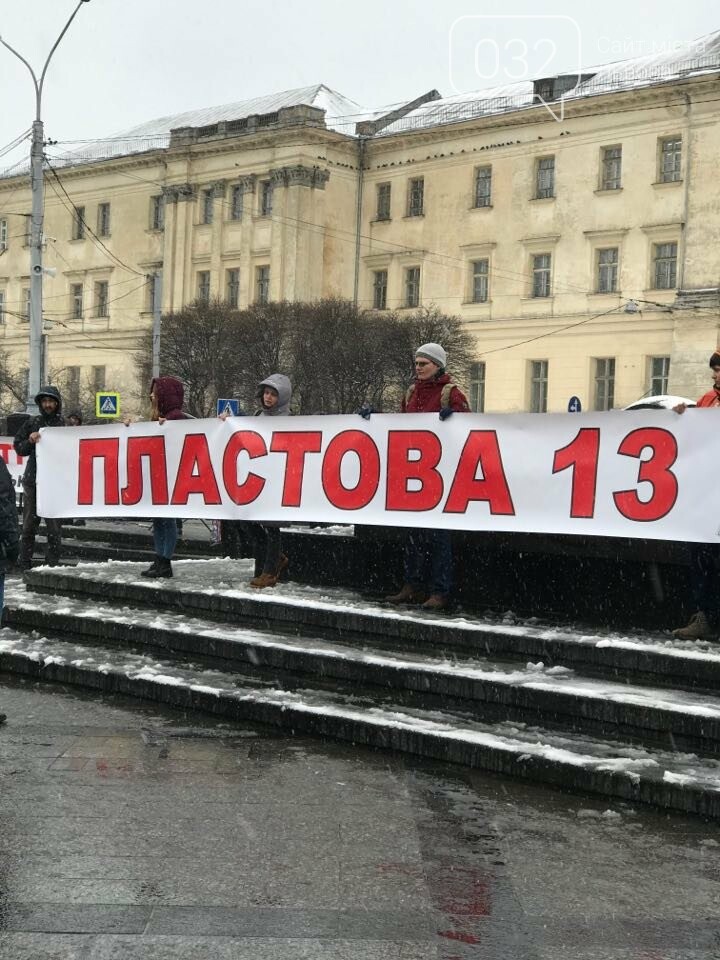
[710,353,720,368]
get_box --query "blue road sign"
[96,392,120,418]
[217,398,240,417]
[567,396,582,413]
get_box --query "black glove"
[439,407,453,421]
[358,405,374,420]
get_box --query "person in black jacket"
[13,386,65,569]
[0,456,20,615]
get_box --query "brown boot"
[250,572,278,589]
[276,554,289,580]
[673,611,714,640]
[386,584,425,604]
[422,594,448,611]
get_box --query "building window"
[23,215,31,247]
[197,270,211,304]
[22,288,30,320]
[226,268,240,308]
[471,259,489,303]
[376,183,391,221]
[93,365,106,393]
[66,366,80,409]
[150,195,165,231]
[230,185,243,220]
[468,361,486,412]
[0,218,7,251]
[474,166,492,207]
[94,281,109,317]
[596,247,619,293]
[201,189,214,225]
[659,136,682,183]
[535,157,555,199]
[601,146,622,190]
[372,270,388,310]
[71,283,84,319]
[532,253,552,298]
[594,357,616,411]
[0,291,5,325]
[97,202,111,237]
[653,242,677,289]
[259,181,273,217]
[256,265,270,304]
[404,266,420,307]
[72,206,86,240]
[649,356,670,395]
[530,360,548,413]
[407,178,424,217]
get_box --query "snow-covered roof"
[32,83,367,172]
[377,30,720,136]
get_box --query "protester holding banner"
[141,376,189,579]
[246,374,293,589]
[13,386,65,569]
[0,454,20,616]
[386,343,469,611]
[673,351,720,641]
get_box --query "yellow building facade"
[0,50,719,414]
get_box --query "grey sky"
[0,0,717,170]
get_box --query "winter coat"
[255,374,292,416]
[151,376,188,420]
[697,389,720,408]
[0,458,19,574]
[13,385,65,486]
[401,373,470,414]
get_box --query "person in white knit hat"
[385,342,469,611]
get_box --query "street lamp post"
[0,0,90,413]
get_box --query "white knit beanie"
[415,342,447,369]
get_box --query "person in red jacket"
[386,342,469,611]
[141,376,189,579]
[673,350,720,639]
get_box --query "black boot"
[144,557,173,579]
[141,556,162,577]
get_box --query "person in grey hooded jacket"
[249,374,292,588]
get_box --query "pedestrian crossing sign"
[216,398,240,417]
[95,392,120,418]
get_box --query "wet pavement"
[0,676,719,959]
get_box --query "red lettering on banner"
[552,428,600,519]
[270,432,322,507]
[443,431,515,515]
[222,431,267,505]
[613,428,678,522]
[386,431,443,511]
[170,434,222,505]
[322,430,380,510]
[78,438,120,505]
[122,436,169,505]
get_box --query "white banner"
[0,435,27,491]
[35,411,720,542]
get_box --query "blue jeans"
[404,529,453,597]
[152,518,178,560]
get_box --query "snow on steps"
[6,582,720,750]
[2,625,720,818]
[22,559,720,691]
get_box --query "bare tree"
[132,298,477,418]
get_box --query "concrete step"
[2,623,720,818]
[6,580,720,754]
[22,560,720,694]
